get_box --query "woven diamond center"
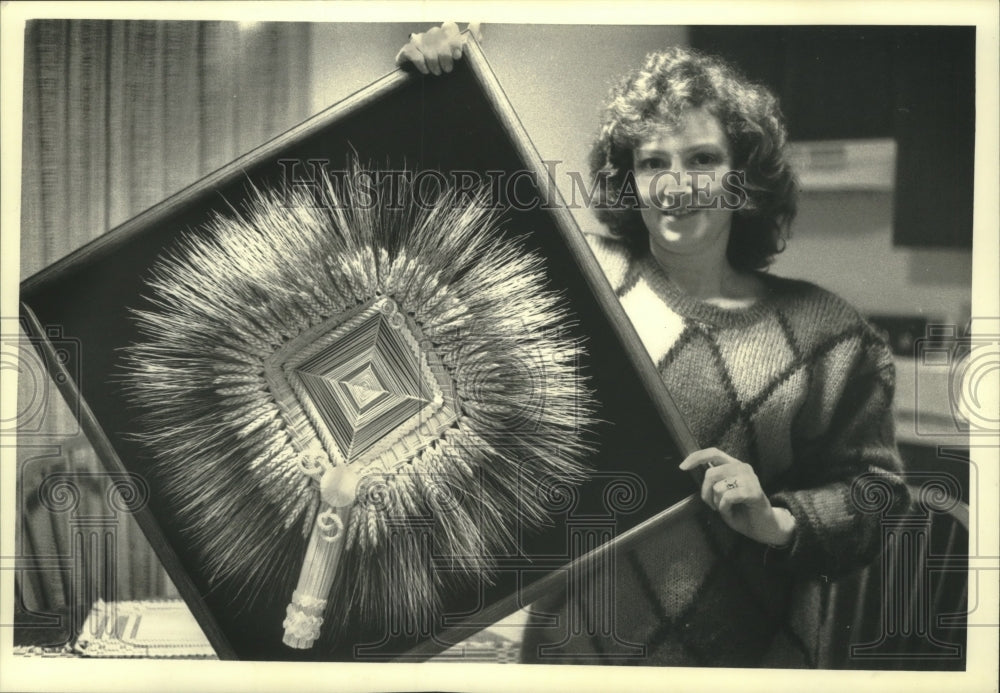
[271,297,457,468]
[344,366,387,409]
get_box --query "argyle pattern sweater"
[520,235,909,667]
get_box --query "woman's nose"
[653,170,692,209]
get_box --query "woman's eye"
[637,157,668,171]
[690,152,721,167]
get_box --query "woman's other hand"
[394,22,483,75]
[679,448,797,548]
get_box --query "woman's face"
[632,107,735,260]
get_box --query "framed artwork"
[18,35,702,662]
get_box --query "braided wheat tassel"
[282,450,359,649]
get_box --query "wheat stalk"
[122,163,595,647]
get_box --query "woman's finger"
[709,476,744,509]
[679,447,734,471]
[426,23,455,72]
[717,485,752,517]
[439,41,455,73]
[702,461,743,487]
[395,41,429,73]
[441,21,464,60]
[417,29,443,75]
[702,476,720,508]
[704,472,732,507]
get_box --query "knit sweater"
[520,235,909,667]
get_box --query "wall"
[771,190,972,328]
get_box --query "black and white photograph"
[1,2,997,692]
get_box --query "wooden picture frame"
[19,35,702,662]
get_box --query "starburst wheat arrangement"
[123,165,594,649]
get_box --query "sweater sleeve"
[767,332,911,578]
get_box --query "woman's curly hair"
[589,46,798,271]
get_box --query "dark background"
[691,26,976,249]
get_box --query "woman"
[398,24,909,667]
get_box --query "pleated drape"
[20,20,313,275]
[16,19,313,645]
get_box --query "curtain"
[16,19,313,646]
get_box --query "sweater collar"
[632,251,782,328]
